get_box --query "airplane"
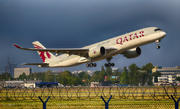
[13,27,166,68]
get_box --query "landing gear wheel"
[156,40,161,49]
[104,63,108,67]
[86,63,90,67]
[93,63,97,67]
[86,63,97,67]
[90,63,93,67]
[104,63,115,67]
[111,63,115,67]
[108,63,112,67]
[104,57,115,67]
[156,46,160,49]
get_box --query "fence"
[0,85,180,109]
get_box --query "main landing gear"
[104,57,115,67]
[156,40,161,49]
[86,63,96,67]
[86,57,115,68]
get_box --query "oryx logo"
[93,50,96,54]
[33,44,51,62]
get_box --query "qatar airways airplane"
[14,27,166,68]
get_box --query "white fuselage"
[47,27,166,67]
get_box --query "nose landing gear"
[156,40,161,49]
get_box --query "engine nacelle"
[88,46,106,58]
[124,47,141,59]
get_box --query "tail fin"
[32,41,55,63]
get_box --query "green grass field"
[0,86,179,109]
[0,99,175,109]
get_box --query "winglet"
[13,44,21,48]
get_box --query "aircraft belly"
[50,56,81,67]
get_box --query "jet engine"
[123,47,141,59]
[88,46,106,58]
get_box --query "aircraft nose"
[160,31,166,37]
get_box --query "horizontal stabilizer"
[21,63,49,65]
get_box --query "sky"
[0,0,180,73]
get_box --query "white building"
[4,81,24,87]
[152,66,180,83]
[1,80,42,88]
[177,74,180,77]
[14,68,32,78]
[24,80,41,88]
[158,77,168,83]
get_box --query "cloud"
[0,0,180,72]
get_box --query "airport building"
[0,80,42,88]
[14,67,32,78]
[152,66,180,83]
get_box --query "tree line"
[0,63,164,86]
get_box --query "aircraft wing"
[14,44,89,56]
[105,47,118,54]
[13,44,117,57]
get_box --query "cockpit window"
[154,28,161,31]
